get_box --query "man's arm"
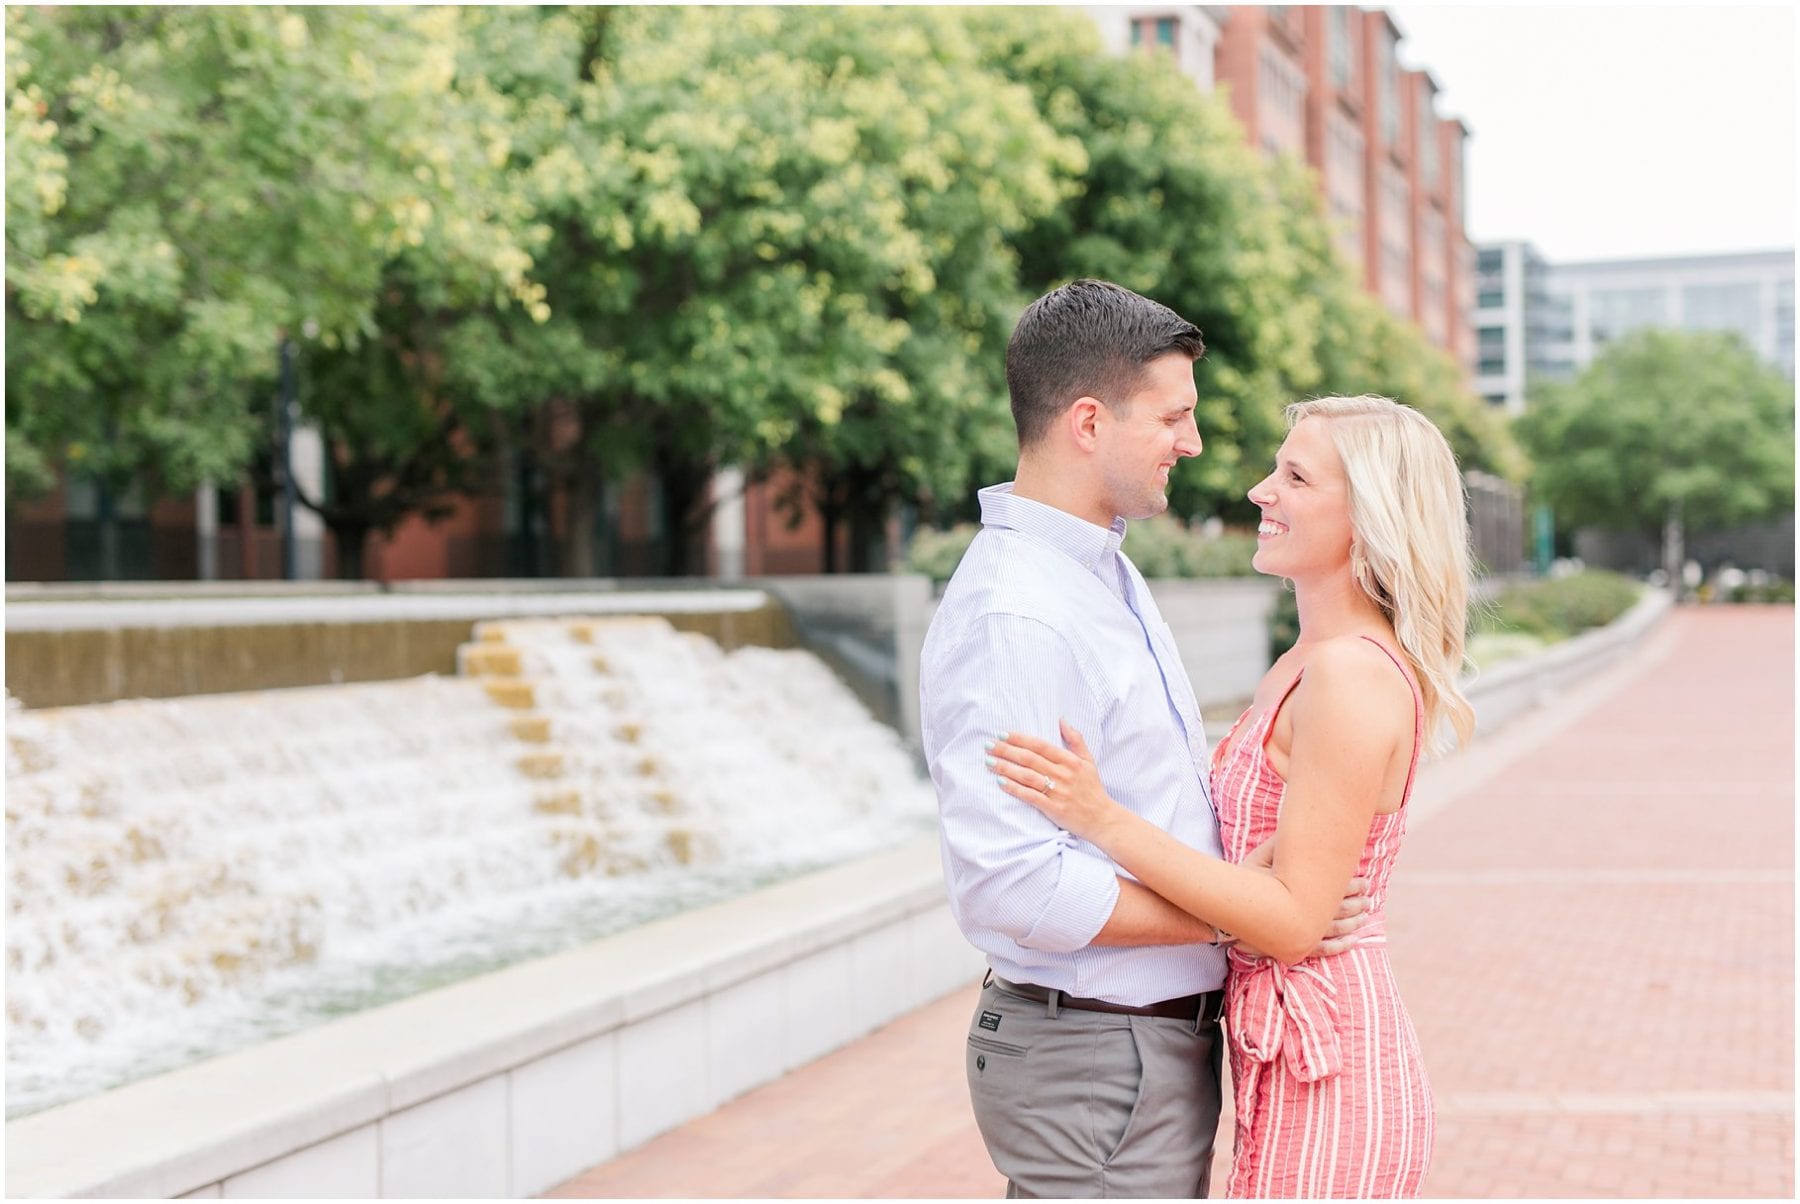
[926,613,1133,953]
[1089,877,1218,946]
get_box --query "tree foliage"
[8,5,1525,579]
[956,10,1520,524]
[442,7,1081,573]
[1515,329,1794,576]
[5,7,546,514]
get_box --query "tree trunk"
[96,477,121,581]
[561,477,600,578]
[655,456,711,577]
[848,497,889,573]
[819,503,841,574]
[334,523,371,580]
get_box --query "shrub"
[901,523,980,585]
[1123,517,1258,579]
[1478,570,1643,640]
[1729,579,1795,604]
[901,516,1259,584]
[1268,584,1299,660]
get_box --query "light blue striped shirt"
[920,483,1228,1005]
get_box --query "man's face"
[1095,353,1203,521]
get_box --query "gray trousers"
[965,977,1224,1199]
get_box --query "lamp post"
[278,335,298,581]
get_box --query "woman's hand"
[986,720,1122,845]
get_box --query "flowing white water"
[5,617,936,1118]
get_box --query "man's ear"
[1068,396,1105,452]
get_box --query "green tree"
[5,7,546,576]
[281,7,571,578]
[446,7,1079,575]
[1516,329,1795,585]
[958,11,1329,520]
[948,12,1523,526]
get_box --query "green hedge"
[1477,570,1643,640]
[1728,579,1795,604]
[902,517,1258,585]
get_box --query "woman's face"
[1246,418,1356,582]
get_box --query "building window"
[1329,7,1353,89]
[1419,102,1439,190]
[1259,47,1305,129]
[1328,112,1364,189]
[1478,357,1506,376]
[1681,282,1761,344]
[1477,248,1504,273]
[1588,286,1669,340]
[1377,28,1399,147]
[1479,325,1506,347]
[1129,16,1179,54]
[1478,289,1505,308]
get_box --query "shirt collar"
[977,482,1127,577]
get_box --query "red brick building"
[1111,5,1476,369]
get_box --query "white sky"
[1389,4,1796,262]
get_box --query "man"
[920,280,1361,1198]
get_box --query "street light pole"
[278,336,298,581]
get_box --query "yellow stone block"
[458,645,522,677]
[509,715,552,743]
[533,790,582,816]
[482,679,535,709]
[518,751,564,780]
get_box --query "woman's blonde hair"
[1284,395,1476,752]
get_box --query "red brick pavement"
[549,606,1794,1198]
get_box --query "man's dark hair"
[1004,279,1205,447]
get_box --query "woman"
[986,395,1474,1198]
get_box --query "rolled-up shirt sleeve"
[925,612,1120,954]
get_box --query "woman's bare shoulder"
[1291,637,1413,734]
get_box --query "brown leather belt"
[991,974,1225,1025]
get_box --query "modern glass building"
[1474,243,1794,412]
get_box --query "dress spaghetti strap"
[1355,635,1425,803]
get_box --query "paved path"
[549,606,1794,1198]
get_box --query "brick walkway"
[549,606,1794,1198]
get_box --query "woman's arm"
[988,639,1409,964]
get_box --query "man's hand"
[1228,839,1370,959]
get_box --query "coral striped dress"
[1211,637,1435,1198]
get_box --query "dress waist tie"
[1227,915,1387,1084]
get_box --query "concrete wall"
[4,588,795,709]
[753,575,933,741]
[1459,586,1673,739]
[1141,578,1284,708]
